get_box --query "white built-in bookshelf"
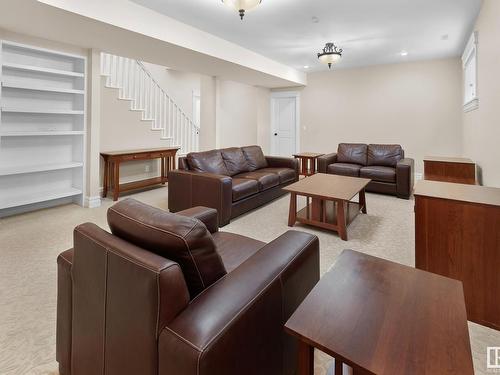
[0,40,86,216]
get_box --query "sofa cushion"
[187,149,229,176]
[360,166,396,183]
[337,143,368,166]
[234,171,280,191]
[367,144,403,167]
[241,145,268,171]
[232,178,259,202]
[221,147,250,176]
[107,198,226,298]
[212,232,265,272]
[259,167,296,184]
[328,163,362,177]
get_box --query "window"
[462,31,479,112]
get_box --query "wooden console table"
[423,156,477,184]
[415,180,500,331]
[101,147,179,201]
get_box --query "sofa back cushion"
[241,145,268,171]
[367,144,404,167]
[337,143,368,166]
[107,199,227,298]
[187,150,229,175]
[221,147,250,176]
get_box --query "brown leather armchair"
[56,199,319,375]
[318,143,414,199]
[168,146,299,226]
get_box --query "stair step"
[160,136,173,140]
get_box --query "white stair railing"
[100,52,199,154]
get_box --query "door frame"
[270,91,300,156]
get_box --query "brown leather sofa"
[56,198,319,375]
[168,145,299,226]
[318,143,414,199]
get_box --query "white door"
[271,93,299,157]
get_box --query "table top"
[414,180,500,207]
[283,173,370,201]
[100,147,179,156]
[285,250,473,375]
[293,152,325,158]
[424,156,475,164]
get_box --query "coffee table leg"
[311,197,323,221]
[288,192,297,227]
[359,188,367,214]
[298,341,314,375]
[337,200,348,241]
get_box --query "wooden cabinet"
[415,180,500,331]
[423,156,476,184]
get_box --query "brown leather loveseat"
[168,145,299,225]
[318,143,414,199]
[56,198,319,375]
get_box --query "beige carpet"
[0,186,498,374]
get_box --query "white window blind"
[462,32,479,112]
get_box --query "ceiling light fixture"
[222,0,262,20]
[303,65,310,69]
[400,50,409,56]
[317,42,343,69]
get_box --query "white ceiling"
[131,0,482,72]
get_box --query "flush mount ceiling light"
[317,42,343,69]
[222,0,262,20]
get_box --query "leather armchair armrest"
[266,156,300,176]
[168,170,233,226]
[396,158,414,199]
[317,153,337,173]
[70,223,190,374]
[176,206,219,233]
[158,230,320,375]
[56,249,74,375]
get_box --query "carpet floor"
[0,186,498,374]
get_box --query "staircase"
[100,53,199,155]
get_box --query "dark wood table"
[293,152,325,176]
[100,147,179,201]
[423,156,477,185]
[284,173,370,241]
[415,180,500,330]
[285,250,474,375]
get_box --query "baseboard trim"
[84,196,102,208]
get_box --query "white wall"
[216,80,271,150]
[462,0,500,187]
[299,58,463,174]
[200,75,217,151]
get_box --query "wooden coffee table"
[293,152,325,176]
[285,250,474,375]
[284,173,370,241]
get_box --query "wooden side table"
[101,147,179,201]
[285,250,473,375]
[423,156,477,185]
[293,152,324,176]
